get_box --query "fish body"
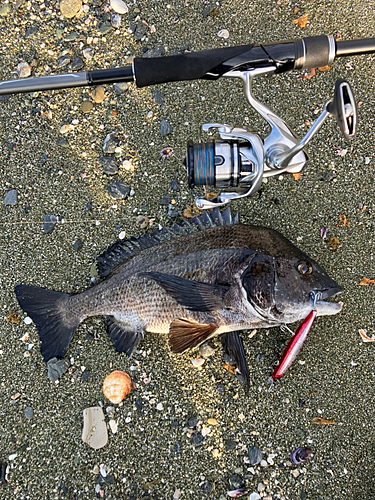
[15,208,342,381]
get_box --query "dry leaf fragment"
[318,65,333,72]
[336,214,350,229]
[182,204,202,219]
[293,12,308,28]
[223,362,236,375]
[358,276,375,286]
[358,329,375,342]
[327,236,340,252]
[293,6,300,15]
[312,417,335,425]
[5,313,19,325]
[292,172,301,180]
[206,192,218,201]
[301,68,316,80]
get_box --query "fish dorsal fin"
[96,207,240,278]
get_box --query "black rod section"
[336,38,375,58]
[0,66,134,96]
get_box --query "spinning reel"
[186,72,357,209]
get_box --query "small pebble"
[229,475,243,489]
[82,48,93,60]
[200,482,213,494]
[47,357,70,382]
[73,239,83,251]
[0,3,12,16]
[102,133,118,153]
[248,446,263,466]
[160,120,173,136]
[199,341,216,358]
[225,440,235,451]
[81,369,91,382]
[17,61,31,78]
[60,0,82,18]
[108,181,130,200]
[156,403,163,411]
[81,100,93,114]
[98,473,115,485]
[99,157,119,175]
[24,407,34,420]
[171,179,180,192]
[111,14,122,28]
[58,55,71,68]
[91,87,105,104]
[71,57,84,71]
[114,82,129,94]
[3,189,18,206]
[43,214,57,234]
[188,417,198,427]
[193,433,203,445]
[249,494,261,500]
[159,196,172,206]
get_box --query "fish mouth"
[312,286,343,316]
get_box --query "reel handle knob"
[327,79,357,140]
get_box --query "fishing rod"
[1,34,374,209]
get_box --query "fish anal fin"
[169,318,218,354]
[140,272,229,312]
[105,316,143,358]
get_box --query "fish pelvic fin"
[105,316,144,358]
[14,284,80,363]
[140,272,229,312]
[169,318,219,354]
[221,331,250,388]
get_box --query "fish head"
[241,230,343,324]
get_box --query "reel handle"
[327,80,357,140]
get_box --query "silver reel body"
[187,67,357,209]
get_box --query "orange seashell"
[102,371,136,404]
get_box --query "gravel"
[0,1,374,499]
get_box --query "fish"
[14,207,343,385]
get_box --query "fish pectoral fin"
[140,272,229,312]
[221,331,250,388]
[169,318,219,354]
[105,316,144,358]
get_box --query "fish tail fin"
[15,284,80,363]
[221,331,250,388]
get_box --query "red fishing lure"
[272,310,317,379]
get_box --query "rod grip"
[133,45,253,87]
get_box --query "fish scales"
[14,208,343,385]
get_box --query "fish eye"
[297,261,313,275]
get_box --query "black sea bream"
[15,208,342,383]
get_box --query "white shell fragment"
[109,419,118,434]
[82,407,108,449]
[217,29,229,39]
[191,358,205,367]
[110,0,128,14]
